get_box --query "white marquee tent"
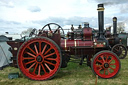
[0,35,12,70]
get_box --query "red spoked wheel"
[91,50,121,78]
[17,37,62,80]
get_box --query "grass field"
[0,56,128,85]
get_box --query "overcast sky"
[0,0,128,34]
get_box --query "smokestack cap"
[98,4,104,8]
[113,17,117,21]
[97,4,104,11]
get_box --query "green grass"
[0,56,128,85]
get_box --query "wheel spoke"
[105,55,109,62]
[54,26,60,33]
[113,51,118,54]
[44,61,55,66]
[41,64,47,74]
[32,63,38,74]
[104,69,106,75]
[38,65,41,76]
[114,48,119,52]
[48,24,52,31]
[27,46,36,55]
[45,63,52,72]
[25,60,35,65]
[27,62,36,71]
[26,52,36,58]
[108,58,114,64]
[44,47,52,55]
[119,46,122,51]
[39,42,42,52]
[95,64,102,68]
[109,63,116,65]
[23,57,35,60]
[97,60,103,64]
[46,58,57,61]
[44,52,56,58]
[34,44,38,54]
[101,55,105,63]
[97,67,102,72]
[42,44,47,54]
[109,67,115,71]
[107,68,110,75]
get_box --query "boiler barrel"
[118,33,128,47]
[61,39,93,51]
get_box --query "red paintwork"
[61,39,93,50]
[83,28,92,40]
[92,52,120,78]
[7,41,23,67]
[61,39,95,55]
[17,37,61,80]
[39,32,61,46]
[96,44,104,47]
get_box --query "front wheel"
[91,50,121,79]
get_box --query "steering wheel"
[42,23,65,35]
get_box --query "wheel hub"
[104,63,109,68]
[36,55,43,62]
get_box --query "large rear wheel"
[17,37,62,80]
[91,50,121,79]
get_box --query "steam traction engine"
[8,4,121,80]
[105,17,127,59]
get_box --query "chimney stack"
[97,4,105,40]
[113,17,117,36]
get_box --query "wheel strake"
[17,37,61,80]
[91,51,121,78]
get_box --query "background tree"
[117,22,125,33]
